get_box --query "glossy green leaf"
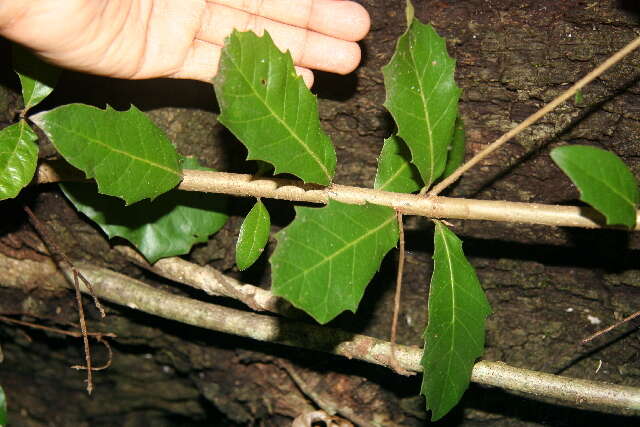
[0,384,6,426]
[271,201,398,324]
[214,30,336,185]
[236,200,271,270]
[0,120,38,200]
[382,13,460,188]
[60,157,228,263]
[31,104,181,204]
[441,116,466,179]
[13,44,60,112]
[422,222,491,421]
[551,145,639,228]
[374,135,422,193]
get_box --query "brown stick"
[388,212,413,376]
[71,263,640,415]
[581,310,640,344]
[36,161,640,230]
[23,206,95,393]
[0,314,115,339]
[428,34,640,196]
[0,314,114,371]
[2,254,640,415]
[115,245,296,316]
[22,205,105,317]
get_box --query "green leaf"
[60,157,228,263]
[0,384,6,426]
[422,222,491,421]
[405,0,415,23]
[31,104,181,204]
[271,201,398,324]
[12,44,60,112]
[551,145,640,228]
[236,200,271,270]
[374,135,422,193]
[214,30,336,185]
[382,18,461,188]
[0,120,38,200]
[441,116,466,179]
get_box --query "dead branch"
[2,253,638,415]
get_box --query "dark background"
[1,0,640,425]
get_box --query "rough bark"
[2,0,640,425]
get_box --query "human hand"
[0,0,370,87]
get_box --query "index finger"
[199,3,363,74]
[210,0,370,42]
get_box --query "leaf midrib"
[44,120,180,177]
[560,155,637,207]
[377,161,412,192]
[224,40,331,183]
[438,225,458,410]
[277,211,396,286]
[407,30,434,185]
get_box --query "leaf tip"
[405,0,415,25]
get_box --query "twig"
[428,34,640,196]
[389,212,413,376]
[55,261,640,414]
[0,314,115,339]
[119,245,256,310]
[115,245,295,316]
[2,254,640,414]
[23,206,101,394]
[22,206,105,317]
[71,336,113,372]
[36,161,640,230]
[582,310,640,344]
[0,314,114,372]
[72,269,93,390]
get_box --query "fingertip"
[338,41,361,74]
[295,67,314,88]
[300,32,361,75]
[343,1,371,42]
[310,0,371,42]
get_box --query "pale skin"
[0,0,371,87]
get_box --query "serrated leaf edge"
[221,31,332,184]
[274,211,396,294]
[36,112,180,178]
[382,22,460,188]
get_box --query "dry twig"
[2,254,640,414]
[388,212,413,376]
[23,206,107,393]
[582,310,640,344]
[428,34,640,196]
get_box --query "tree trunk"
[1,0,640,425]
